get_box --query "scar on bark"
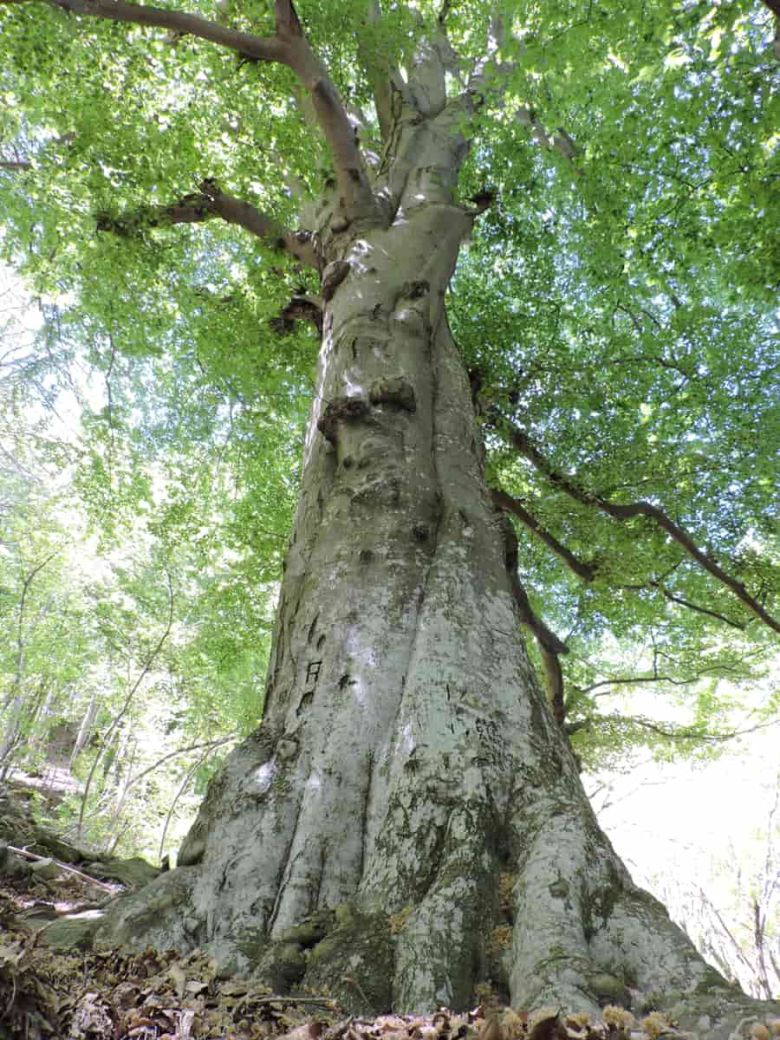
[270,294,323,335]
[317,396,370,444]
[369,376,416,412]
[321,260,351,301]
[400,280,429,300]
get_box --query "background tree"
[0,0,778,1031]
[0,273,264,853]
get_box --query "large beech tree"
[1,0,778,1031]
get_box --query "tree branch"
[493,491,746,631]
[123,734,237,795]
[596,713,779,745]
[492,412,780,634]
[264,0,376,218]
[499,511,568,723]
[45,0,288,60]
[516,106,579,165]
[199,179,318,265]
[578,674,706,697]
[11,0,376,218]
[654,584,746,631]
[511,571,567,724]
[492,488,596,582]
[269,293,323,335]
[496,491,745,633]
[541,645,566,726]
[96,181,318,267]
[509,571,568,658]
[358,0,400,142]
[76,572,175,839]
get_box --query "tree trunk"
[96,107,776,1037]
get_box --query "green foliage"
[0,282,279,856]
[0,0,777,824]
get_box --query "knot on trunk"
[269,295,323,335]
[321,259,351,301]
[369,376,416,413]
[317,396,370,444]
[400,280,429,300]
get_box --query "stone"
[29,856,62,880]
[39,912,102,950]
[0,843,32,879]
[85,856,159,888]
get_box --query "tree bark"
[95,98,777,1038]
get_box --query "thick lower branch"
[497,511,568,723]
[96,182,317,267]
[11,0,376,219]
[541,645,565,726]
[199,180,318,266]
[46,0,287,60]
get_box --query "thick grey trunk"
[95,108,777,1038]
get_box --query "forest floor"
[0,787,776,1040]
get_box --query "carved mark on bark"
[306,660,322,686]
[415,806,454,901]
[297,691,314,716]
[307,613,319,644]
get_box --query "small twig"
[6,845,115,891]
[77,571,175,838]
[343,973,369,1003]
[252,994,339,1007]
[125,735,236,797]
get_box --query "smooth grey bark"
[94,66,778,1040]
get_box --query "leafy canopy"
[0,0,778,772]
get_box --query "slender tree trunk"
[97,101,777,1037]
[71,692,99,767]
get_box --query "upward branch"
[493,412,780,634]
[10,0,375,218]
